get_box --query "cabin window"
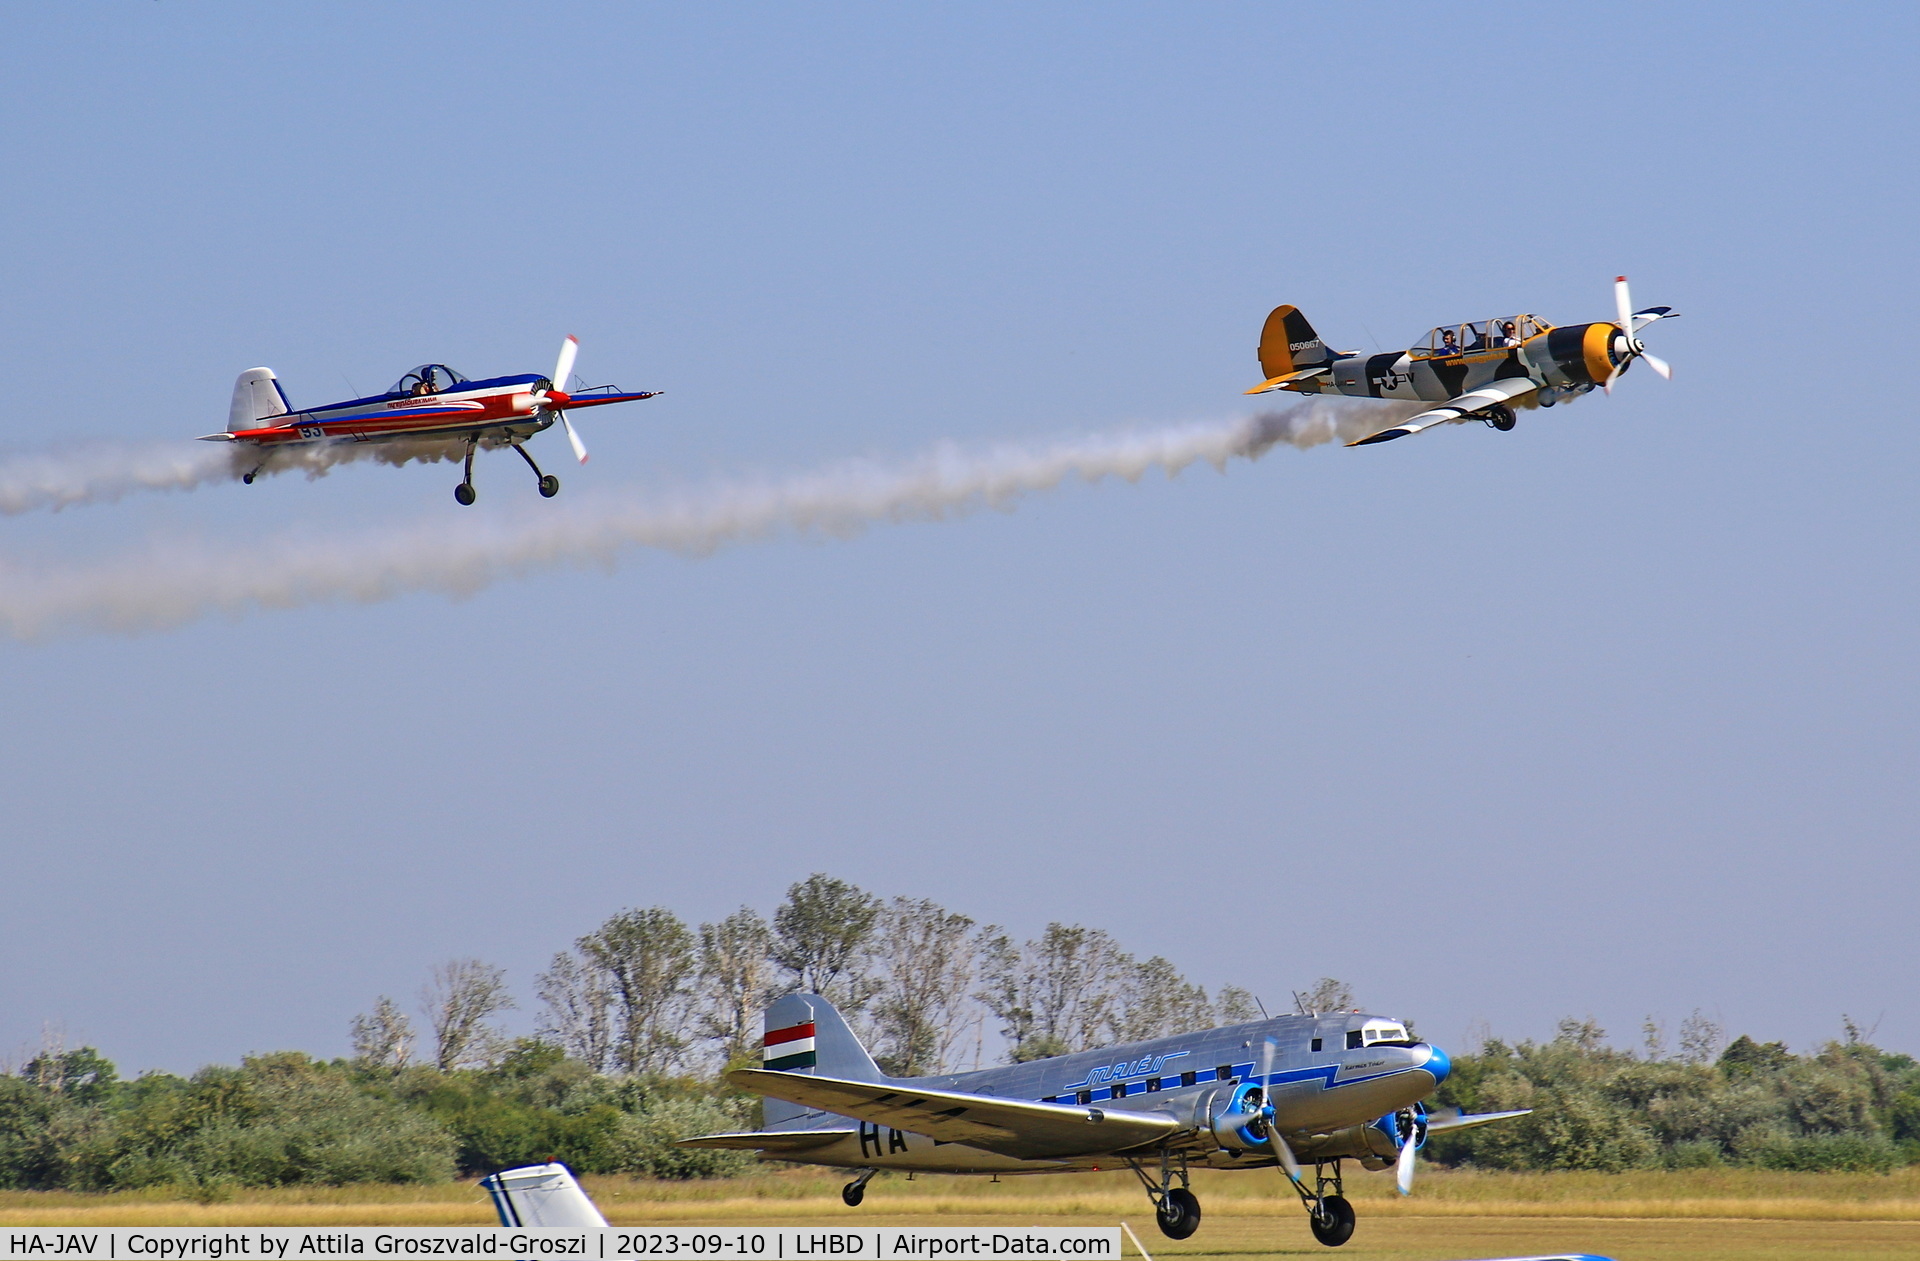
[1111,1081,1128,1099]
[1346,1030,1364,1050]
[1216,1065,1233,1081]
[1145,1078,1161,1092]
[1181,1071,1197,1087]
[1311,1038,1323,1052]
[1076,1090,1092,1105]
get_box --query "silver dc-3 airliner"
[680,994,1527,1248]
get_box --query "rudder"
[760,992,886,1129]
[229,367,291,432]
[1257,305,1333,380]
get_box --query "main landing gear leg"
[455,440,478,506]
[1482,403,1517,432]
[513,442,560,498]
[1128,1153,1200,1240]
[842,1169,876,1207]
[1297,1161,1355,1247]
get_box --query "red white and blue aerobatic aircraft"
[200,337,659,504]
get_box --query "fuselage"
[216,372,657,450]
[1287,320,1629,409]
[771,1011,1448,1175]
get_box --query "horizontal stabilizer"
[726,1068,1180,1160]
[1423,1108,1532,1134]
[675,1129,857,1153]
[1244,367,1329,395]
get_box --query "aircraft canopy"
[1412,315,1551,358]
[391,364,470,396]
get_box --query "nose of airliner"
[1420,1042,1450,1086]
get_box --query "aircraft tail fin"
[480,1163,608,1228]
[760,992,886,1129]
[1257,305,1334,380]
[228,367,292,432]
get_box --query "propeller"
[529,336,590,463]
[1603,276,1674,393]
[1256,1037,1304,1185]
[1392,1105,1427,1195]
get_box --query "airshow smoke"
[0,400,1418,640]
[0,438,468,516]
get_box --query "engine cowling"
[1294,1109,1424,1171]
[1208,1081,1271,1152]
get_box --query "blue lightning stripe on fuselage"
[1042,1058,1421,1104]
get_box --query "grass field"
[2,1168,1917,1260]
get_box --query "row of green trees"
[0,1043,753,1193]
[5,874,1912,1190]
[1429,1019,1920,1172]
[357,874,1267,1079]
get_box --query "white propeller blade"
[552,335,579,393]
[1614,276,1634,335]
[560,413,589,463]
[1260,1038,1303,1184]
[1395,1116,1418,1195]
[1640,350,1672,379]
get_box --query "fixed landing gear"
[513,443,561,498]
[452,438,569,506]
[841,1169,875,1207]
[1482,403,1517,432]
[1128,1154,1200,1240]
[455,440,478,506]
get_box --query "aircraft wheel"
[1155,1188,1201,1239]
[1308,1195,1356,1247]
[1488,405,1517,432]
[454,483,477,506]
[841,1182,865,1208]
[242,472,256,485]
[539,474,561,498]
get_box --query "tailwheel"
[454,482,477,506]
[1155,1187,1201,1240]
[1308,1194,1356,1247]
[539,474,561,498]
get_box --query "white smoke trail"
[0,400,1417,641]
[0,437,470,516]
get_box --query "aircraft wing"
[1424,1108,1532,1134]
[725,1069,1182,1160]
[557,390,662,411]
[1347,378,1539,446]
[675,1128,858,1153]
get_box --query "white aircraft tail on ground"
[480,1163,609,1227]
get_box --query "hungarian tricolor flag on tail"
[763,1019,817,1071]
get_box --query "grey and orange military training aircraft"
[680,993,1528,1248]
[1246,276,1677,446]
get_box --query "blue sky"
[2,3,1915,1073]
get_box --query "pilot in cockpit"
[1500,320,1521,347]
[1438,328,1460,356]
[411,371,437,397]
